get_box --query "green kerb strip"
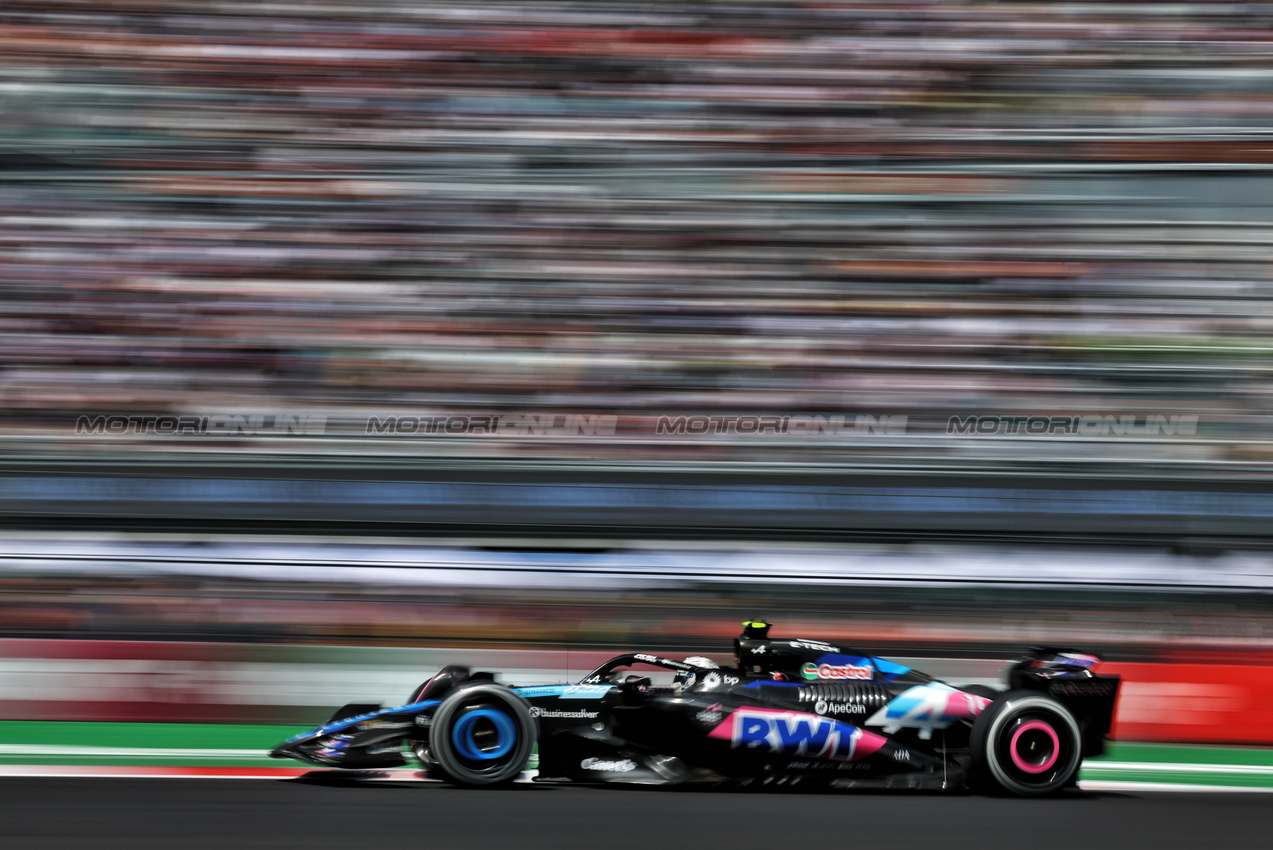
[0,721,307,766]
[1093,742,1273,768]
[1080,741,1273,789]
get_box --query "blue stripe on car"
[284,699,442,742]
[513,685,614,699]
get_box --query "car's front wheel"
[970,691,1082,796]
[427,684,536,786]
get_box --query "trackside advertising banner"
[0,640,618,724]
[1,641,1271,745]
[1102,662,1273,746]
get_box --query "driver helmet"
[673,656,719,692]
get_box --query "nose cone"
[271,726,325,762]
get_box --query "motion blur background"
[1,1,1272,745]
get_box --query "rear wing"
[1007,648,1120,756]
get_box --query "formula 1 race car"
[271,622,1120,796]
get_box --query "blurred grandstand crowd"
[4,560,1269,661]
[2,1,1273,466]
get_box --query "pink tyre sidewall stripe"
[1009,720,1060,774]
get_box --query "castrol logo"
[801,662,872,681]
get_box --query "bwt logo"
[710,708,882,763]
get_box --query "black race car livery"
[272,622,1119,796]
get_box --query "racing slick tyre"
[970,690,1082,796]
[428,684,536,786]
[960,684,1000,701]
[408,740,451,782]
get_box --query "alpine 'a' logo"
[707,708,886,762]
[865,683,990,738]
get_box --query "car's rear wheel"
[970,691,1082,796]
[428,684,536,786]
[959,684,1000,700]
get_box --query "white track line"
[1086,762,1273,775]
[4,749,1267,775]
[0,745,266,759]
[0,763,1268,792]
[0,765,423,779]
[1080,780,1273,794]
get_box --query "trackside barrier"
[1103,662,1273,746]
[2,641,1272,745]
[0,640,617,724]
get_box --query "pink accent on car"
[707,711,740,741]
[853,729,888,760]
[944,691,991,719]
[1009,720,1060,774]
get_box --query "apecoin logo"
[814,700,867,716]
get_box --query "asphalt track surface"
[2,778,1268,850]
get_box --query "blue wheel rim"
[451,708,516,761]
